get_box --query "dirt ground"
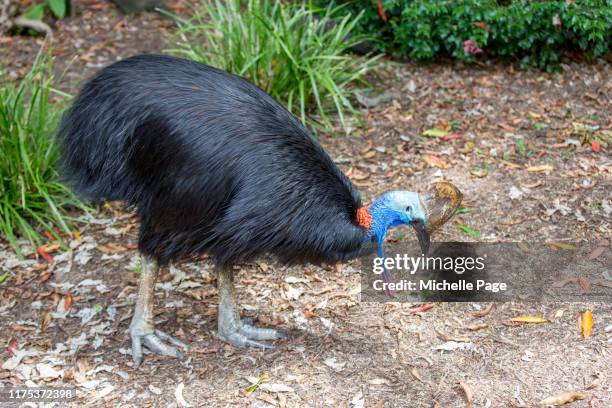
[1,1,611,407]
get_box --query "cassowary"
[58,54,461,365]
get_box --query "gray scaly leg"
[216,266,285,349]
[129,254,188,366]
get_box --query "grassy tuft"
[0,55,86,257]
[166,0,380,130]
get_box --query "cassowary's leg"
[129,254,188,366]
[216,266,285,349]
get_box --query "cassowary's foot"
[218,317,286,349]
[217,267,286,350]
[129,321,188,366]
[129,254,189,366]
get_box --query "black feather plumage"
[58,54,371,266]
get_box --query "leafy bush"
[324,0,611,71]
[167,0,380,129]
[0,55,85,256]
[23,0,71,21]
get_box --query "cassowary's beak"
[416,182,463,253]
[411,220,430,255]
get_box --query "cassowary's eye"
[405,206,412,213]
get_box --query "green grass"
[457,223,483,240]
[455,207,473,216]
[0,55,86,257]
[166,0,380,131]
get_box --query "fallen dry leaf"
[362,150,376,159]
[40,242,60,253]
[526,164,554,173]
[466,322,489,331]
[459,141,475,154]
[256,393,276,405]
[7,339,17,355]
[539,391,585,406]
[546,241,576,250]
[506,316,547,324]
[410,367,424,383]
[422,155,449,169]
[175,382,191,407]
[500,160,522,169]
[61,295,73,312]
[185,287,216,300]
[587,246,605,261]
[581,310,593,338]
[351,170,370,181]
[552,278,577,288]
[37,245,54,265]
[159,272,174,283]
[442,133,463,141]
[423,127,450,137]
[436,329,470,343]
[360,140,373,154]
[472,302,494,318]
[409,303,435,314]
[470,168,488,178]
[591,279,612,288]
[39,271,53,283]
[40,312,52,332]
[577,276,591,293]
[516,241,530,252]
[458,381,474,407]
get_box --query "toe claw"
[143,333,184,359]
[130,328,188,366]
[131,334,144,367]
[221,332,275,350]
[219,320,285,349]
[155,329,189,351]
[244,338,275,350]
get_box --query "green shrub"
[0,55,85,257]
[324,0,611,71]
[23,0,71,21]
[166,0,380,129]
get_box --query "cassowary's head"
[361,182,462,256]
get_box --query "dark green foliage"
[0,56,86,256]
[167,0,380,130]
[324,0,611,71]
[23,0,71,21]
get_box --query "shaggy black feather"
[58,54,372,266]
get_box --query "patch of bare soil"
[1,2,610,407]
[1,0,173,90]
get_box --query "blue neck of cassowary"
[361,190,429,257]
